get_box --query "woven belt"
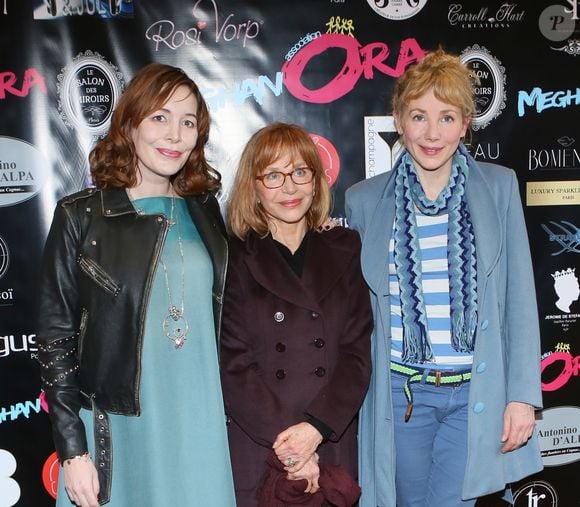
[390,362,472,422]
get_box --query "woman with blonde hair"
[347,49,543,506]
[221,122,372,506]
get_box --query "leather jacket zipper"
[78,255,121,296]
[77,308,89,366]
[214,232,228,349]
[133,216,169,414]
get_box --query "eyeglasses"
[255,167,314,189]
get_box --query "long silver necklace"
[159,192,189,349]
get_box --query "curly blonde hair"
[391,48,478,119]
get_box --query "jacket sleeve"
[37,202,88,462]
[503,171,543,409]
[220,249,284,447]
[304,237,373,440]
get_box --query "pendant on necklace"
[163,306,189,349]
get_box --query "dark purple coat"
[220,227,373,507]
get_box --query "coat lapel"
[244,233,311,308]
[302,229,357,303]
[466,162,502,283]
[243,231,355,310]
[360,172,396,297]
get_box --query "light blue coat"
[345,156,543,506]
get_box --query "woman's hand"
[287,452,320,494]
[273,422,323,473]
[501,401,536,453]
[63,456,100,507]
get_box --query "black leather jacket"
[37,188,227,504]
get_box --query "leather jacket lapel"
[185,194,228,341]
[99,188,137,217]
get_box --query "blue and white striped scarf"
[393,144,478,363]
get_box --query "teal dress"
[56,197,235,506]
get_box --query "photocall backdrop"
[0,1,579,506]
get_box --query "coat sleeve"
[503,171,543,409]
[220,248,284,447]
[304,236,373,440]
[36,202,88,462]
[345,185,365,235]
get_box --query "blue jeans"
[391,371,476,507]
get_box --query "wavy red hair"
[89,63,219,195]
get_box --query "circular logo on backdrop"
[57,51,124,137]
[513,480,558,507]
[366,0,427,20]
[539,4,576,42]
[0,236,9,280]
[309,133,340,187]
[460,45,506,131]
[42,452,60,500]
[0,136,48,206]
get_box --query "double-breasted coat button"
[275,342,286,352]
[314,367,326,377]
[274,311,285,322]
[313,338,325,348]
[276,369,286,379]
[311,311,319,319]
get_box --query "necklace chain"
[159,191,189,349]
[128,188,189,349]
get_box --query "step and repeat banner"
[0,1,579,505]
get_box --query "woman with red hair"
[37,63,235,506]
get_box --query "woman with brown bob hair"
[37,63,235,506]
[227,122,331,239]
[221,122,372,506]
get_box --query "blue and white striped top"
[389,212,473,369]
